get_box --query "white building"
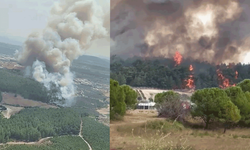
[137,102,156,110]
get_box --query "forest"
[0,68,64,104]
[0,108,80,143]
[81,117,110,150]
[110,55,247,89]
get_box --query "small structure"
[137,101,156,110]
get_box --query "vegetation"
[111,55,244,89]
[0,68,63,104]
[191,88,241,132]
[0,91,2,102]
[225,86,250,124]
[155,91,188,122]
[0,136,89,150]
[81,117,110,150]
[110,79,126,120]
[110,79,137,120]
[121,85,137,109]
[0,108,80,143]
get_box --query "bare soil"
[1,105,24,119]
[1,93,58,108]
[97,105,110,115]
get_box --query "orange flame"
[235,71,238,79]
[174,51,182,66]
[186,65,195,89]
[217,69,236,88]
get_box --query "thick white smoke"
[15,0,109,106]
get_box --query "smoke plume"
[111,0,250,64]
[15,0,109,106]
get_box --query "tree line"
[110,79,137,120]
[111,55,247,89]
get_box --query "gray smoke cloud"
[15,0,109,106]
[111,0,250,64]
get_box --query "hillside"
[0,42,110,150]
[111,55,245,90]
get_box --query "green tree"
[110,79,126,120]
[221,100,241,133]
[154,91,180,104]
[191,88,241,129]
[121,85,137,109]
[237,79,250,92]
[225,86,250,124]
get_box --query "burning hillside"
[173,51,238,89]
[111,0,250,64]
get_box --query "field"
[110,110,250,150]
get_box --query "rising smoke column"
[15,0,109,106]
[111,0,250,64]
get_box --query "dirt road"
[79,119,92,150]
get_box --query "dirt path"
[0,137,52,146]
[79,119,92,150]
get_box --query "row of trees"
[111,55,248,89]
[155,79,250,133]
[0,69,64,104]
[110,79,137,120]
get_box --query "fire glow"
[186,65,195,89]
[174,51,182,66]
[216,69,238,89]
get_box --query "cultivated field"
[110,110,250,150]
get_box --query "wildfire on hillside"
[216,69,237,88]
[174,51,182,66]
[186,65,195,89]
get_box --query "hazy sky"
[0,0,110,58]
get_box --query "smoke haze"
[111,0,250,64]
[16,0,109,106]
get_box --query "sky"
[0,0,110,58]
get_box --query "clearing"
[1,92,58,118]
[1,92,58,108]
[110,110,250,150]
[97,105,110,115]
[1,105,24,119]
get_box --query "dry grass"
[1,93,57,108]
[110,110,250,150]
